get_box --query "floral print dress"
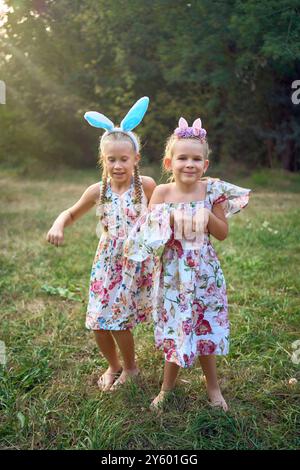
[119,179,251,368]
[85,176,149,331]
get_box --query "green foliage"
[41,284,82,302]
[0,0,300,173]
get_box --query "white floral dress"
[118,179,251,367]
[85,176,149,331]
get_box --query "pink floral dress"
[85,176,149,331]
[119,179,251,368]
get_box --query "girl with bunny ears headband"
[47,98,156,393]
[84,97,149,219]
[84,96,149,152]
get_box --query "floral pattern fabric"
[118,179,251,367]
[85,176,150,330]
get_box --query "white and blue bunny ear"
[84,111,114,131]
[120,96,149,132]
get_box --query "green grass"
[0,167,299,450]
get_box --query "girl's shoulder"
[149,183,173,206]
[153,183,174,197]
[140,175,156,191]
[140,175,156,184]
[84,182,101,204]
[140,175,157,203]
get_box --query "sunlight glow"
[0,1,11,28]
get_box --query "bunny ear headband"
[84,96,149,152]
[174,117,207,141]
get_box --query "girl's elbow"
[219,234,227,241]
[218,227,229,241]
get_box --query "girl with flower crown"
[46,98,156,391]
[120,117,251,411]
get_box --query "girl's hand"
[46,224,64,247]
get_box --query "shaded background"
[0,0,300,175]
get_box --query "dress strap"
[204,178,213,202]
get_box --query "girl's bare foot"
[109,368,140,391]
[149,389,174,412]
[97,367,123,392]
[207,386,228,411]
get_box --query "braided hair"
[133,162,143,216]
[96,137,109,230]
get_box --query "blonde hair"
[97,132,143,223]
[162,134,211,182]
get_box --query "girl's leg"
[199,355,228,411]
[150,361,180,409]
[110,330,139,388]
[94,330,122,391]
[161,360,180,391]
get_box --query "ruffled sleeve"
[111,204,172,326]
[210,180,251,218]
[123,203,172,262]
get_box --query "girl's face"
[166,139,209,184]
[103,140,140,182]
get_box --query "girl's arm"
[207,203,228,241]
[46,183,100,247]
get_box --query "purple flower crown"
[174,117,207,141]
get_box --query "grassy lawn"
[0,166,299,450]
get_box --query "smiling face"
[101,135,140,183]
[165,138,209,184]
